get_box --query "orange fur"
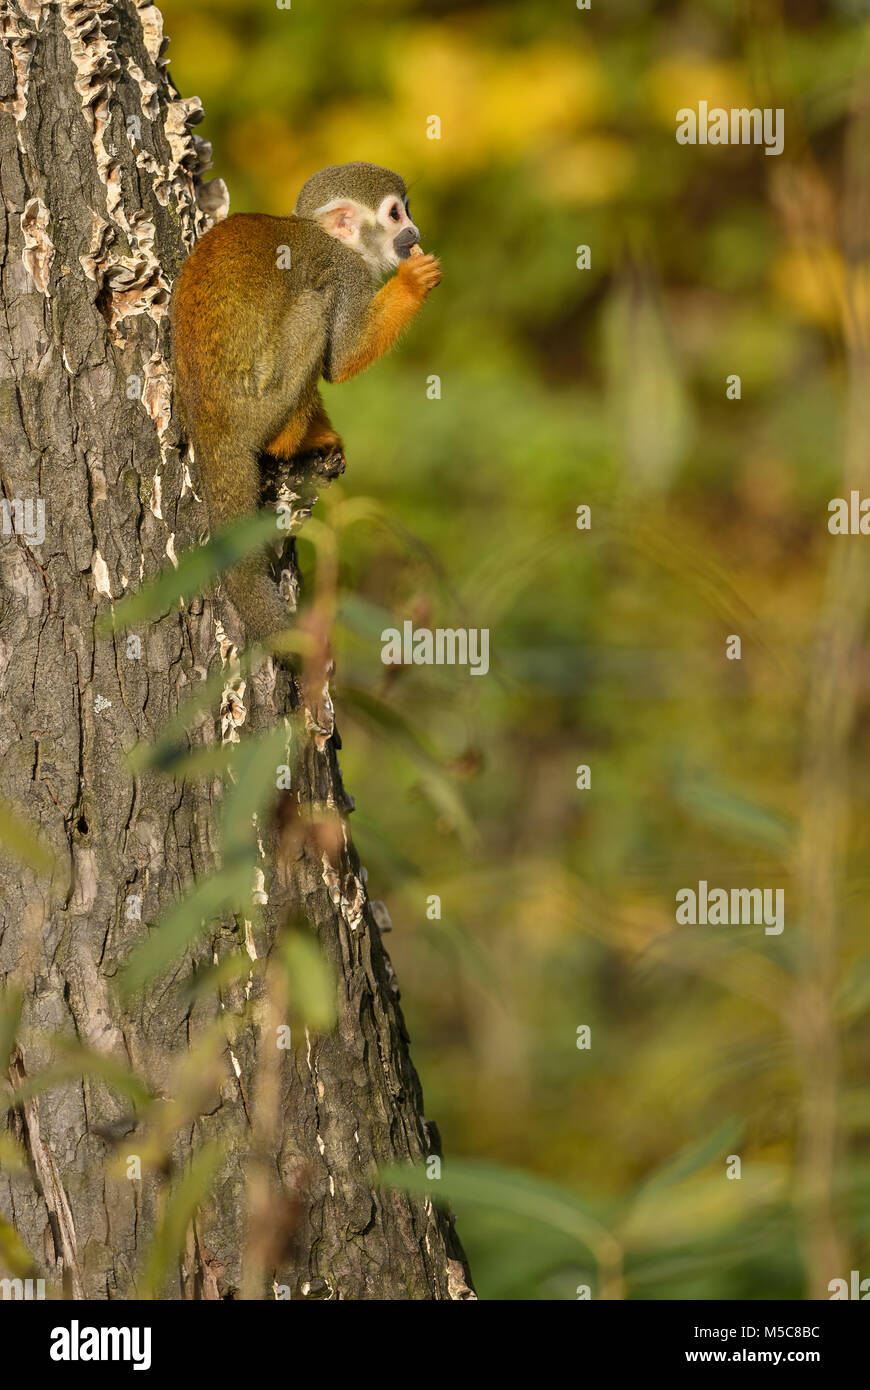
[329,254,441,384]
[268,396,344,459]
[170,164,440,648]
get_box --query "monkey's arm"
[323,252,441,384]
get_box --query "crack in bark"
[9,1053,85,1297]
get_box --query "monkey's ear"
[313,199,363,241]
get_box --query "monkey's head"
[294,162,421,274]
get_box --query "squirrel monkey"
[170,162,441,646]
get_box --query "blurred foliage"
[0,801,54,877]
[147,0,870,1298]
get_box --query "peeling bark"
[0,0,473,1300]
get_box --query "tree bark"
[0,0,473,1300]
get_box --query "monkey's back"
[170,214,341,439]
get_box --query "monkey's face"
[374,193,421,267]
[313,193,420,275]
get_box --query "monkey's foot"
[314,447,346,479]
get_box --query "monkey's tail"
[192,425,290,648]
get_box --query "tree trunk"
[0,0,473,1301]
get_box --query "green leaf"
[141,740,238,782]
[180,951,264,1003]
[340,684,478,848]
[623,1164,786,1248]
[139,1141,225,1298]
[337,592,396,642]
[103,510,282,635]
[671,770,792,853]
[0,802,53,876]
[130,641,314,781]
[0,987,22,1072]
[379,1158,616,1260]
[628,1227,784,1290]
[280,928,336,1033]
[119,859,254,997]
[129,662,245,776]
[0,1216,37,1277]
[632,1119,744,1200]
[454,1203,588,1300]
[221,724,291,856]
[3,1041,153,1113]
[122,721,292,996]
[0,1134,27,1175]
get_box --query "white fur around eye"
[375,194,401,226]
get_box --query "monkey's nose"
[394,225,420,258]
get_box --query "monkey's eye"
[389,204,401,222]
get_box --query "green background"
[161,0,870,1299]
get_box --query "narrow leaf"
[120,860,253,996]
[280,929,336,1033]
[104,511,282,635]
[0,803,53,876]
[139,1141,225,1299]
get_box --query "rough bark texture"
[0,0,473,1300]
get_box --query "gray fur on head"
[294,162,407,217]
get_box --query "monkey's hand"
[326,250,441,383]
[399,249,441,298]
